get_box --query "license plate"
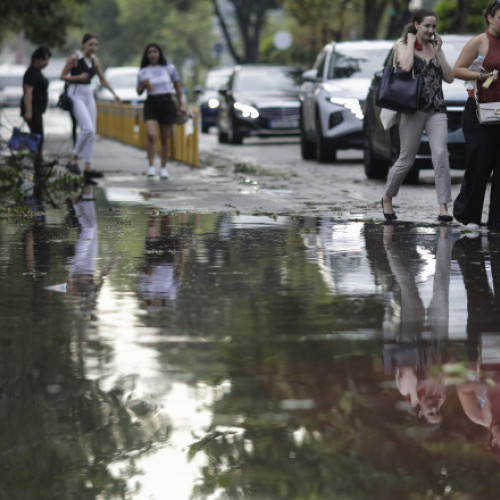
[269,119,299,129]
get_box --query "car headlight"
[234,102,259,119]
[328,97,363,120]
[208,98,220,109]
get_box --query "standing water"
[1,190,500,499]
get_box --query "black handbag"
[57,83,72,112]
[376,50,423,114]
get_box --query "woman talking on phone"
[381,9,454,222]
[452,1,500,232]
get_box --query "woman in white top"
[137,43,185,179]
[60,33,121,184]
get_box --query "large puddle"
[2,186,500,499]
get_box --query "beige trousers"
[384,111,452,205]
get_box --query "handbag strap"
[391,43,417,80]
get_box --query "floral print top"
[413,55,446,113]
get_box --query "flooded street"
[2,187,500,499]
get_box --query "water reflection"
[138,211,191,317]
[6,199,500,497]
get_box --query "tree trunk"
[211,0,242,64]
[454,0,470,33]
[363,0,386,39]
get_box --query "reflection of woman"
[67,185,98,316]
[137,43,185,180]
[139,213,188,314]
[22,46,51,154]
[383,224,451,338]
[452,1,500,231]
[382,224,451,425]
[60,33,121,184]
[381,9,454,222]
[458,378,500,462]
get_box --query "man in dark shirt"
[21,46,51,154]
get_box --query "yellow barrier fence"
[96,102,200,167]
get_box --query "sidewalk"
[45,132,299,214]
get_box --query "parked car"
[363,34,470,183]
[0,64,26,108]
[95,66,145,104]
[48,79,65,108]
[195,66,233,133]
[299,40,393,162]
[217,64,302,144]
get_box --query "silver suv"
[299,40,393,162]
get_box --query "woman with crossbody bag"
[452,1,500,232]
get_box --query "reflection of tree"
[0,194,171,499]
[185,338,500,499]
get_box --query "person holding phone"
[381,9,454,222]
[452,0,500,232]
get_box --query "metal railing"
[96,102,200,167]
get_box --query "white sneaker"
[465,223,480,232]
[160,167,169,179]
[147,166,156,177]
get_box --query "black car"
[195,66,233,133]
[363,34,470,183]
[217,65,302,144]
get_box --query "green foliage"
[0,0,89,47]
[81,0,214,89]
[435,0,486,33]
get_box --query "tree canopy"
[0,0,89,47]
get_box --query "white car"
[48,79,65,107]
[95,66,145,104]
[0,64,26,108]
[299,40,393,162]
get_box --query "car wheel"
[300,110,316,160]
[363,130,389,179]
[403,164,420,184]
[315,113,336,163]
[201,117,210,134]
[228,117,243,145]
[218,128,228,143]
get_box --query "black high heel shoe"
[437,214,453,223]
[381,199,397,221]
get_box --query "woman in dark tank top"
[60,33,121,184]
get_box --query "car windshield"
[327,48,389,79]
[108,72,138,89]
[205,71,231,90]
[234,68,302,93]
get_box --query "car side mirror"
[219,87,229,96]
[301,69,318,82]
[194,85,203,94]
[374,70,383,79]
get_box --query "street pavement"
[3,108,481,223]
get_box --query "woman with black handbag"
[60,33,121,185]
[452,1,500,232]
[381,9,454,222]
